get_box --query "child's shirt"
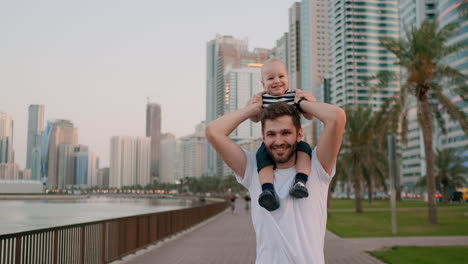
[262,90,296,108]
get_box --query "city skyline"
[1,0,296,169]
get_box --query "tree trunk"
[347,174,351,199]
[368,175,373,205]
[353,158,363,213]
[419,96,438,224]
[443,184,449,204]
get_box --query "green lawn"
[370,246,468,264]
[327,200,468,237]
[329,199,467,210]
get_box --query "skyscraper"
[46,120,78,188]
[110,136,151,188]
[223,65,263,140]
[177,125,207,179]
[436,0,468,164]
[160,133,177,183]
[289,2,302,90]
[146,103,161,182]
[206,35,271,176]
[0,112,14,164]
[272,33,289,68]
[26,105,45,169]
[300,0,331,95]
[329,0,400,109]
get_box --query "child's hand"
[246,92,265,122]
[295,89,316,120]
[294,89,316,103]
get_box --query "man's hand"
[247,91,265,123]
[295,89,316,120]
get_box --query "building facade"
[110,136,151,188]
[289,2,302,90]
[329,0,400,109]
[159,133,177,183]
[0,112,14,164]
[26,104,45,169]
[146,103,161,182]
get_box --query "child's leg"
[296,151,311,176]
[259,165,274,185]
[290,141,312,198]
[256,143,280,211]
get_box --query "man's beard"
[265,141,298,164]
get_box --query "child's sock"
[259,183,280,211]
[290,173,309,198]
[295,173,308,184]
[262,183,274,192]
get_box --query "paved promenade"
[114,200,468,264]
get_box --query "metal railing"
[0,199,228,264]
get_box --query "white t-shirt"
[236,147,335,264]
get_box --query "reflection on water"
[0,196,197,236]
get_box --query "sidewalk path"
[114,200,468,264]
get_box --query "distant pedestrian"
[244,194,251,211]
[230,195,236,214]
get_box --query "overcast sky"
[0,0,297,168]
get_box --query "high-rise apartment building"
[436,0,468,164]
[160,133,177,183]
[146,103,161,182]
[301,0,331,94]
[177,134,207,179]
[272,33,289,68]
[329,0,400,109]
[57,143,75,188]
[289,2,302,90]
[46,120,78,188]
[223,65,263,140]
[206,35,271,176]
[0,112,14,164]
[75,151,89,186]
[110,136,151,188]
[31,148,41,180]
[26,105,45,169]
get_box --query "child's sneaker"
[258,189,280,211]
[290,181,309,198]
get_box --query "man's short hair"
[261,102,301,133]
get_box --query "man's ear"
[297,128,303,142]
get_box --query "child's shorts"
[256,141,312,172]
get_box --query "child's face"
[261,61,289,96]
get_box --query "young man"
[205,92,346,263]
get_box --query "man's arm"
[205,93,263,178]
[295,90,346,175]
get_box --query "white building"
[176,124,207,179]
[160,133,177,183]
[110,136,150,188]
[329,0,400,110]
[224,65,263,141]
[0,112,14,164]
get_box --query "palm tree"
[378,19,468,224]
[342,105,388,212]
[418,148,468,204]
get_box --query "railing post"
[53,231,58,264]
[81,226,85,264]
[102,223,106,264]
[15,237,22,264]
